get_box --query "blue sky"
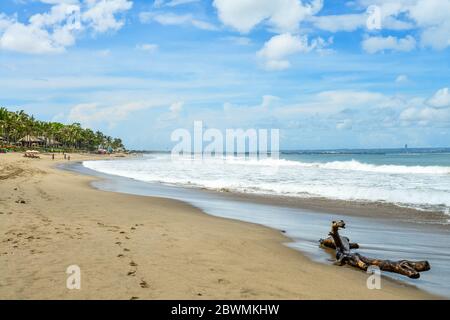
[0,0,449,150]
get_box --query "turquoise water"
[282,148,450,167]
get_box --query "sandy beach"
[0,152,435,299]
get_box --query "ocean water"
[83,148,450,215]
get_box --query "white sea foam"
[83,154,450,214]
[222,158,450,174]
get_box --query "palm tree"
[0,107,125,151]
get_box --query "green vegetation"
[0,107,125,152]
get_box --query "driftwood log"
[319,220,430,279]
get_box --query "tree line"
[0,107,125,151]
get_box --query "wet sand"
[192,188,450,229]
[0,152,436,299]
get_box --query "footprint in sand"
[130,297,139,300]
[139,280,149,288]
[129,261,137,267]
[117,254,124,258]
[127,271,136,276]
[218,278,230,285]
[123,248,130,252]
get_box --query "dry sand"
[0,152,435,299]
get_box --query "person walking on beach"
[64,153,66,160]
[52,153,55,160]
[68,155,70,161]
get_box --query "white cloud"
[277,90,397,117]
[427,88,450,109]
[0,0,132,54]
[0,23,65,54]
[153,0,165,7]
[169,101,184,113]
[420,21,450,50]
[82,0,133,33]
[221,95,281,121]
[395,74,408,83]
[399,107,450,126]
[139,12,217,31]
[136,43,159,52]
[154,0,200,7]
[311,14,366,32]
[40,1,80,3]
[158,100,185,121]
[360,0,450,50]
[213,0,323,33]
[309,0,450,50]
[67,101,156,127]
[0,14,13,32]
[399,88,450,125]
[257,33,331,70]
[336,119,353,130]
[362,35,416,54]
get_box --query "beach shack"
[39,137,62,148]
[18,135,44,147]
[47,138,62,147]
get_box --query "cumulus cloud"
[427,88,450,108]
[82,0,133,33]
[325,0,450,50]
[399,88,450,126]
[306,0,450,51]
[139,12,217,31]
[399,107,450,126]
[213,0,323,33]
[0,0,133,54]
[420,21,450,50]
[257,33,331,70]
[362,35,416,54]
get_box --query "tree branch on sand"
[319,220,431,279]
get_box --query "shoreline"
[81,156,450,229]
[0,152,438,299]
[206,190,450,230]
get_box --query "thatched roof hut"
[19,135,43,143]
[47,138,61,146]
[18,135,44,146]
[38,136,61,146]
